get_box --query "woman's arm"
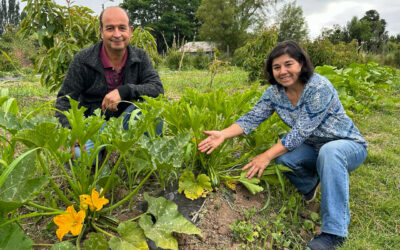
[242,141,288,179]
[198,123,244,154]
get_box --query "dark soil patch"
[177,184,267,249]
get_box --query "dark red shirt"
[99,44,128,92]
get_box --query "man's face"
[100,7,133,54]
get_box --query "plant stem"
[101,154,123,197]
[76,224,85,250]
[218,151,252,169]
[95,218,119,232]
[37,151,72,206]
[102,170,154,212]
[0,211,62,227]
[27,202,63,212]
[92,222,115,238]
[127,212,148,222]
[49,148,77,193]
[33,243,54,247]
[258,181,271,213]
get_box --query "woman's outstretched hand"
[198,130,225,154]
[242,153,271,179]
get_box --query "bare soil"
[177,184,267,250]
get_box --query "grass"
[342,92,400,249]
[159,66,256,99]
[2,67,400,249]
[1,79,55,114]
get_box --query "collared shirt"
[100,44,128,92]
[235,73,367,151]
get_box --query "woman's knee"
[319,140,366,172]
[275,153,290,166]
[319,142,341,157]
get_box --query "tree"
[276,1,308,42]
[346,16,371,44]
[196,0,279,54]
[234,27,278,83]
[121,0,201,52]
[322,24,350,44]
[0,0,21,36]
[389,34,400,43]
[360,9,388,52]
[342,10,388,53]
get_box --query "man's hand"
[102,89,121,111]
[242,152,271,179]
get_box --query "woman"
[198,40,367,250]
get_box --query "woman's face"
[272,54,303,88]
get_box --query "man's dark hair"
[99,6,130,29]
[264,40,314,86]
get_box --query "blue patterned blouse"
[236,73,367,151]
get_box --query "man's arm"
[117,49,164,101]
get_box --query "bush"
[382,50,400,68]
[190,49,212,70]
[164,49,191,70]
[0,25,36,71]
[233,28,278,84]
[394,50,400,67]
[302,38,362,68]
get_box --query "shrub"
[164,49,191,70]
[382,50,400,68]
[394,50,400,67]
[302,38,362,68]
[233,28,278,84]
[0,25,36,71]
[191,49,212,70]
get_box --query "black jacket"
[55,41,163,128]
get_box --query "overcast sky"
[20,0,400,39]
[295,0,400,38]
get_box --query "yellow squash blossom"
[80,188,109,212]
[225,179,237,190]
[53,205,86,241]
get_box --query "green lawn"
[344,92,400,249]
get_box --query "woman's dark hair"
[265,40,314,86]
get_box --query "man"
[55,6,163,128]
[55,6,163,159]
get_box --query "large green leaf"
[51,241,77,250]
[63,98,104,148]
[109,221,148,250]
[0,148,40,189]
[0,98,18,115]
[101,111,146,154]
[15,122,71,163]
[0,218,33,250]
[139,194,201,250]
[0,111,24,134]
[83,233,108,250]
[178,172,212,200]
[0,88,18,115]
[239,172,264,195]
[15,122,59,148]
[139,133,191,170]
[0,153,48,213]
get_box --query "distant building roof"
[180,41,216,53]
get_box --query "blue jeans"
[75,104,163,159]
[275,140,367,237]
